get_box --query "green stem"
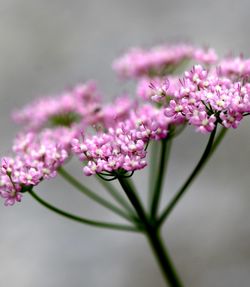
[146,229,183,287]
[118,177,183,287]
[58,167,136,223]
[150,138,172,220]
[95,175,137,217]
[29,190,142,232]
[158,126,219,226]
[148,141,160,207]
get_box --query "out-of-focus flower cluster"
[217,56,250,80]
[1,43,250,205]
[13,81,101,132]
[113,44,217,78]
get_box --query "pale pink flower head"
[193,47,218,65]
[113,44,220,79]
[113,44,194,78]
[12,81,103,153]
[12,81,101,132]
[217,56,250,80]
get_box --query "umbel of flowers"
[1,43,250,287]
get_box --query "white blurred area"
[1,1,250,286]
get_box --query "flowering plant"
[1,43,250,286]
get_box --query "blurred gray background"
[1,0,250,286]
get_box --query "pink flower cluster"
[72,104,170,176]
[0,132,68,206]
[128,105,171,140]
[217,56,250,79]
[13,81,101,132]
[12,81,104,154]
[113,44,217,78]
[164,65,250,133]
[193,48,218,65]
[72,125,147,176]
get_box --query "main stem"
[118,177,183,287]
[146,228,183,287]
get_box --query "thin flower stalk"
[95,174,137,217]
[58,167,137,223]
[158,125,218,226]
[29,190,142,232]
[150,137,172,220]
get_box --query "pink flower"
[149,78,170,102]
[163,65,250,132]
[112,44,194,78]
[220,111,243,129]
[0,190,22,206]
[189,111,216,134]
[0,131,69,206]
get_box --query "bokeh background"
[1,1,250,286]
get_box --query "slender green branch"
[95,175,137,217]
[58,167,136,223]
[158,125,219,226]
[148,141,160,207]
[29,190,142,232]
[150,138,172,220]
